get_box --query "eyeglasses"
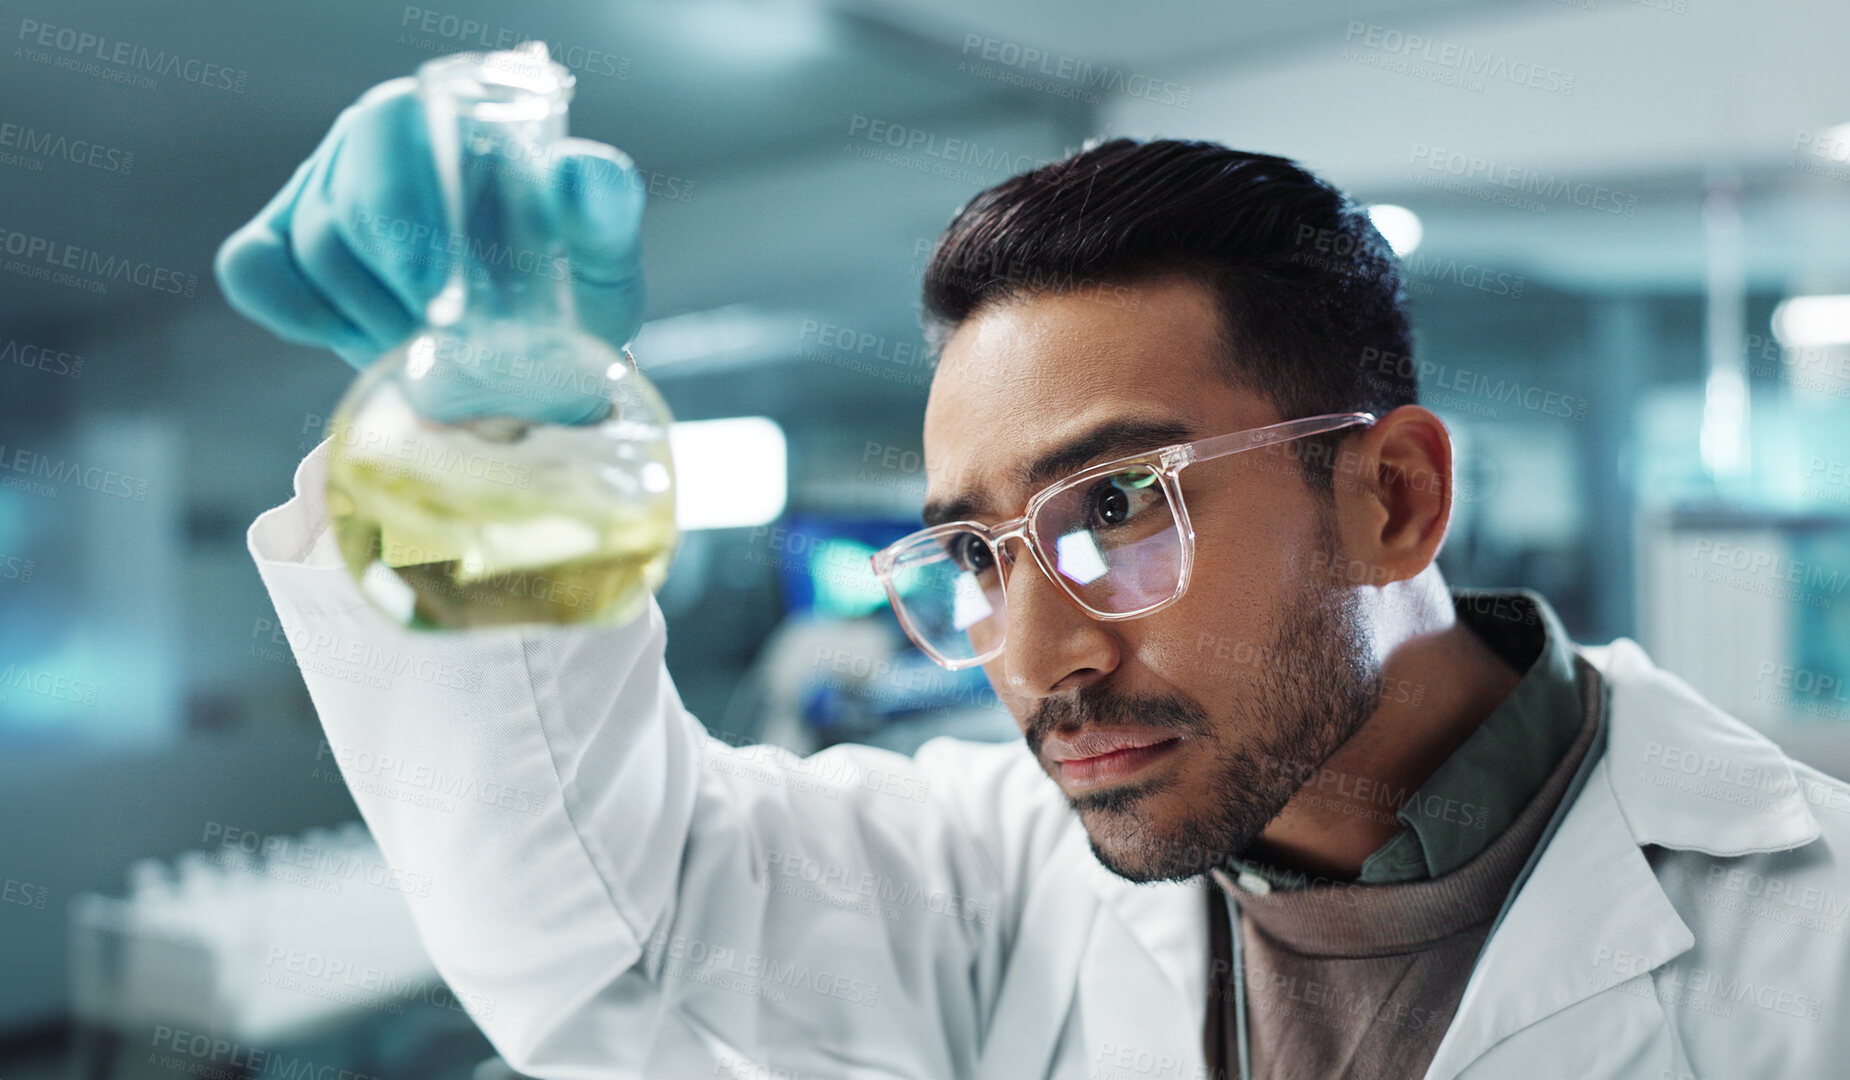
[868,412,1377,670]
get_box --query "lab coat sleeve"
[247,438,1075,1080]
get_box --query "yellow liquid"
[327,439,678,630]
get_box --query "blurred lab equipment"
[68,822,494,1080]
[722,513,1019,756]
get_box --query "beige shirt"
[1203,652,1605,1080]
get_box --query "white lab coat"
[249,440,1850,1080]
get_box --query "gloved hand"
[214,76,646,375]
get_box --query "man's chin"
[1082,826,1209,884]
[1075,800,1237,884]
[1071,783,1282,883]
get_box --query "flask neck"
[421,49,577,332]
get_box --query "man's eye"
[948,533,994,575]
[1087,471,1163,528]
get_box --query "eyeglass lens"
[886,465,1185,664]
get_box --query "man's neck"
[1243,573,1525,882]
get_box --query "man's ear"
[1332,405,1452,587]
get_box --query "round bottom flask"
[323,44,678,630]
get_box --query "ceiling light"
[670,417,787,530]
[1366,204,1423,257]
[1771,295,1850,348]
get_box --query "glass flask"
[325,42,678,630]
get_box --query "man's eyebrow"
[920,417,1197,528]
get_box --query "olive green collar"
[1221,587,1582,892]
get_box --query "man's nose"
[998,539,1120,697]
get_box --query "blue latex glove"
[215,77,646,378]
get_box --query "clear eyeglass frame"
[868,411,1379,669]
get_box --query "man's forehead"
[917,277,1246,522]
[925,275,1224,399]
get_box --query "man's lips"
[1043,727,1183,790]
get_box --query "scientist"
[219,77,1850,1080]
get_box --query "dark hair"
[920,138,1417,490]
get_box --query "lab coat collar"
[1075,848,1216,1077]
[977,789,1217,1080]
[975,825,1100,1080]
[1589,637,1821,855]
[1424,637,1821,1080]
[1080,854,1209,1002]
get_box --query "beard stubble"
[1025,554,1382,883]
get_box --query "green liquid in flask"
[326,335,679,630]
[328,463,677,629]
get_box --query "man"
[220,78,1850,1080]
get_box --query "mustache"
[1024,684,1211,760]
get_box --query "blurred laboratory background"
[2,0,1848,1076]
